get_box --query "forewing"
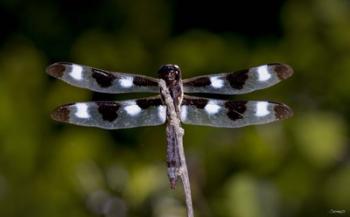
[51,96,166,129]
[47,62,160,93]
[180,96,293,128]
[183,63,293,95]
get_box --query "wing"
[50,96,166,129]
[183,63,293,95]
[46,62,160,93]
[180,95,293,128]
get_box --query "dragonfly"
[47,62,293,188]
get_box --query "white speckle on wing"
[257,65,271,81]
[180,105,188,121]
[70,64,83,80]
[210,76,224,88]
[74,103,90,118]
[119,76,133,88]
[124,103,141,116]
[256,102,270,117]
[205,101,220,114]
[158,106,166,122]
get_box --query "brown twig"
[159,80,194,217]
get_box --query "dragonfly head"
[158,64,182,85]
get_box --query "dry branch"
[159,80,194,217]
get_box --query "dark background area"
[1,0,350,217]
[0,0,286,55]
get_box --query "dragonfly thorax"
[158,64,182,86]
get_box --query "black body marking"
[96,101,120,122]
[225,101,247,121]
[92,68,116,87]
[226,69,249,90]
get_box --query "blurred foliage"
[1,0,350,217]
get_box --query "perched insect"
[47,62,293,188]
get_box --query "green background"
[1,0,350,216]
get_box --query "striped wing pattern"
[183,63,293,95]
[180,96,293,128]
[46,62,160,93]
[51,96,166,129]
[48,62,293,129]
[50,95,293,129]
